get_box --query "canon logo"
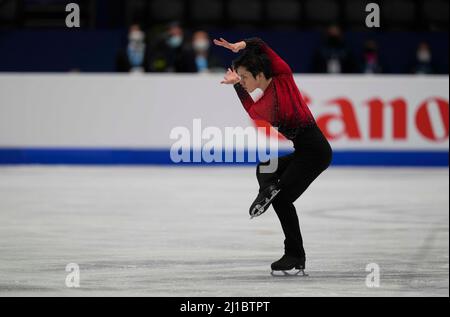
[256,95,449,143]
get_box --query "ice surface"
[0,166,448,296]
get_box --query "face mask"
[417,49,431,63]
[129,31,144,43]
[193,40,210,52]
[167,35,183,48]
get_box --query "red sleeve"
[233,83,272,121]
[233,82,254,113]
[244,37,292,76]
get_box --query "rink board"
[0,74,448,166]
[0,149,447,166]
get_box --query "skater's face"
[236,66,268,93]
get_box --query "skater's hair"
[233,48,272,80]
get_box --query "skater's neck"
[259,77,272,92]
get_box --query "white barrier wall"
[0,74,448,165]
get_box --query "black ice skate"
[270,255,308,277]
[249,184,281,219]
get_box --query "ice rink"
[0,166,448,297]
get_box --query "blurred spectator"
[182,30,224,73]
[360,40,383,74]
[148,22,191,72]
[312,25,356,74]
[116,24,149,73]
[411,42,436,74]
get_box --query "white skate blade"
[271,269,308,277]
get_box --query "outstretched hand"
[213,38,246,53]
[221,68,240,85]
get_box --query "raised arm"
[219,67,255,113]
[214,37,292,76]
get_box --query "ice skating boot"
[249,184,280,219]
[270,255,308,277]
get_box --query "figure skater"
[214,37,333,275]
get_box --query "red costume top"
[234,38,317,139]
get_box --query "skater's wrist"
[237,41,246,51]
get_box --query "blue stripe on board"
[0,148,448,166]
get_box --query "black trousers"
[256,124,333,258]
